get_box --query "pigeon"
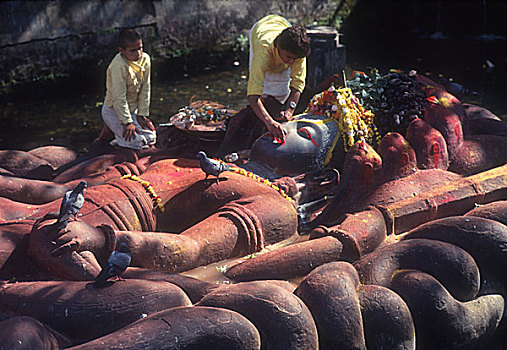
[54,180,87,231]
[197,151,232,183]
[93,242,131,287]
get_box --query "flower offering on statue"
[306,86,380,151]
[121,174,165,212]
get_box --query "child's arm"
[107,60,136,140]
[108,62,133,125]
[137,54,151,119]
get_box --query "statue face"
[423,103,463,159]
[378,132,418,181]
[250,114,340,176]
[406,118,449,170]
[341,141,382,190]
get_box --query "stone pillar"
[305,26,346,90]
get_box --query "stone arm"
[120,195,294,273]
[27,169,298,280]
[0,153,155,206]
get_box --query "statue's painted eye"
[261,131,285,145]
[430,143,440,156]
[297,128,319,147]
[430,143,441,165]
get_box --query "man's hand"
[266,120,286,143]
[138,116,156,131]
[279,108,295,122]
[123,123,136,141]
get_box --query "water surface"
[1,35,506,153]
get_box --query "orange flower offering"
[121,174,165,212]
[306,86,380,151]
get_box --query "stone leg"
[68,306,261,350]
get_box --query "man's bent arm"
[248,95,286,141]
[279,88,301,122]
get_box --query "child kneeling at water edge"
[101,28,156,150]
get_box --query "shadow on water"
[0,50,250,153]
[345,36,507,116]
[342,0,507,119]
[1,0,506,152]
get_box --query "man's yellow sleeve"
[247,51,268,96]
[289,57,307,92]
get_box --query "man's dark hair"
[118,28,141,49]
[274,25,311,58]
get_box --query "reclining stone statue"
[0,80,506,349]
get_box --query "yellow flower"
[123,175,165,211]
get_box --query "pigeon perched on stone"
[197,151,232,183]
[55,180,87,231]
[93,242,131,287]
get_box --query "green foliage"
[97,28,117,35]
[231,33,249,53]
[312,0,358,30]
[170,47,190,58]
[346,69,387,113]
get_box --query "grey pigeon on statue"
[93,242,131,287]
[197,151,232,183]
[55,180,87,231]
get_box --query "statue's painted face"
[250,114,340,176]
[406,118,449,170]
[377,132,418,180]
[341,141,382,189]
[423,103,463,160]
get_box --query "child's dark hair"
[274,25,311,58]
[118,28,141,49]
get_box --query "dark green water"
[0,57,250,152]
[1,18,506,153]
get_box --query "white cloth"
[101,104,156,150]
[261,70,291,103]
[249,22,291,104]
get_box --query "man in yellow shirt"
[218,14,311,157]
[102,28,156,150]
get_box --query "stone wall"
[0,0,338,89]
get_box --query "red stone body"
[3,158,298,280]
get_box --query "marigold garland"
[306,86,381,151]
[215,159,293,203]
[231,166,293,203]
[121,174,165,212]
